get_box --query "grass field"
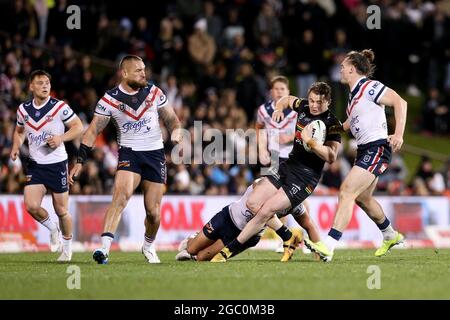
[1,249,449,300]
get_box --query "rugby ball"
[303,120,326,152]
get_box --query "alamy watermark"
[367,5,381,30]
[366,265,381,289]
[66,265,81,290]
[170,121,287,175]
[66,5,81,30]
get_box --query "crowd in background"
[0,0,449,196]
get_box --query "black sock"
[227,239,244,253]
[276,225,292,242]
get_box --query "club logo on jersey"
[363,155,371,163]
[35,111,41,117]
[305,185,314,194]
[132,97,138,104]
[46,115,53,122]
[118,160,130,168]
[145,99,153,108]
[290,183,301,196]
[122,117,151,133]
[63,110,69,116]
[299,112,306,119]
[119,104,126,112]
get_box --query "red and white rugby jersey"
[256,100,297,158]
[95,83,168,151]
[346,77,389,145]
[16,97,76,164]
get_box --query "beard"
[127,79,147,90]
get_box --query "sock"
[143,234,155,250]
[101,232,114,253]
[227,239,244,254]
[377,217,396,240]
[276,225,293,242]
[324,228,342,252]
[40,216,58,232]
[62,235,72,253]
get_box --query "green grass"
[1,249,449,299]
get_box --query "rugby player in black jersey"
[211,82,343,262]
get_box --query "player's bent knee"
[55,210,70,218]
[338,189,357,203]
[186,243,199,256]
[196,250,213,261]
[25,203,40,214]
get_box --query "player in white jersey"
[256,76,297,165]
[256,76,299,253]
[68,55,182,264]
[305,49,407,262]
[10,70,83,261]
[175,179,321,262]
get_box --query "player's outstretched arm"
[273,95,303,122]
[10,125,25,161]
[47,117,83,149]
[158,105,182,144]
[378,88,407,152]
[68,114,110,185]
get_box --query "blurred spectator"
[188,19,217,77]
[413,156,446,195]
[253,2,283,45]
[423,88,449,134]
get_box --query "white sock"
[324,236,338,252]
[143,234,155,251]
[101,234,114,253]
[381,224,397,241]
[62,236,72,253]
[40,216,58,232]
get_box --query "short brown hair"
[29,70,51,83]
[270,75,289,89]
[307,82,331,101]
[345,49,375,77]
[119,54,143,69]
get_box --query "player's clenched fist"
[171,128,183,144]
[69,163,82,185]
[46,135,63,148]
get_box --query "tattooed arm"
[69,115,110,185]
[158,105,182,144]
[80,114,110,147]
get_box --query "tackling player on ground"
[176,179,320,262]
[304,49,407,262]
[176,178,320,262]
[211,82,342,262]
[11,70,83,261]
[69,55,182,264]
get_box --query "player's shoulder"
[365,79,386,93]
[18,99,32,111]
[105,85,120,98]
[323,109,341,126]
